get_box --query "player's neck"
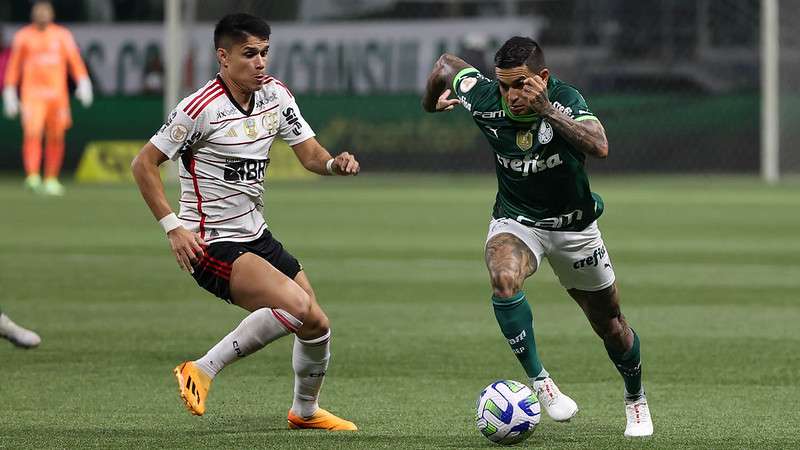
[219,72,253,111]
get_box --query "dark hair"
[214,13,271,50]
[494,37,545,71]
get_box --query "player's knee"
[286,288,311,323]
[491,269,520,298]
[304,310,330,337]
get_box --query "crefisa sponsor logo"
[573,246,607,269]
[496,152,563,176]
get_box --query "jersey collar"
[216,74,256,116]
[501,97,538,123]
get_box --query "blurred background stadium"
[0,0,797,178]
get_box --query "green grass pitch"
[1,175,798,449]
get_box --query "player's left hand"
[435,89,460,112]
[522,75,551,115]
[331,152,360,176]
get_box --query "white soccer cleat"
[0,313,41,349]
[624,395,653,437]
[532,377,578,422]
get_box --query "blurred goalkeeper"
[2,1,93,196]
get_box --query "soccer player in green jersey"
[422,37,653,437]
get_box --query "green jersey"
[452,68,603,232]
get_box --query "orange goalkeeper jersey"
[4,24,88,101]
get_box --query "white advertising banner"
[2,18,540,95]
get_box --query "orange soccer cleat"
[287,408,358,431]
[173,361,212,416]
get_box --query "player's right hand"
[435,89,460,112]
[167,227,207,274]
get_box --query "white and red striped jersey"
[150,74,315,243]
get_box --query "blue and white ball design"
[476,380,541,445]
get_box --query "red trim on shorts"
[200,258,230,275]
[196,255,231,280]
[201,264,230,280]
[204,254,232,271]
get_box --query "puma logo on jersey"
[485,126,499,138]
[496,153,563,176]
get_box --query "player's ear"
[216,47,229,68]
[539,68,550,84]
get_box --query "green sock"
[605,329,642,398]
[492,292,548,380]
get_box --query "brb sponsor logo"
[223,158,268,182]
[573,246,607,270]
[496,153,563,176]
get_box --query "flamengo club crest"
[244,118,258,139]
[538,119,553,144]
[516,129,533,151]
[262,111,279,134]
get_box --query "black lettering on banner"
[282,107,303,136]
[223,158,268,181]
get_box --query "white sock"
[290,329,331,418]
[194,308,302,378]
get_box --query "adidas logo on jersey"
[496,153,563,176]
[225,128,238,137]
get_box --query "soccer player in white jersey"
[131,14,359,431]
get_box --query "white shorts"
[485,218,616,291]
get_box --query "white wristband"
[159,212,182,234]
[325,158,335,175]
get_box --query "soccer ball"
[476,380,541,445]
